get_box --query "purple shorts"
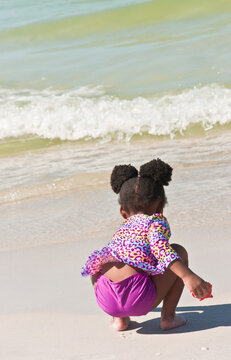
[94,272,156,317]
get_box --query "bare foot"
[110,317,130,331]
[160,315,187,330]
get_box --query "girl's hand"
[168,260,213,300]
[183,273,212,300]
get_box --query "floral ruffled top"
[81,213,180,277]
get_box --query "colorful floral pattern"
[81,213,180,277]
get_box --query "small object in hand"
[191,282,213,301]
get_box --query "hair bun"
[110,164,138,194]
[139,158,172,186]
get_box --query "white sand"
[0,222,230,359]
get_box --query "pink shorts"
[94,272,156,317]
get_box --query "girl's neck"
[120,200,165,219]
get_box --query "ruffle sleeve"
[80,246,117,277]
[148,215,180,274]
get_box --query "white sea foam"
[0,84,230,142]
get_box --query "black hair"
[110,158,172,214]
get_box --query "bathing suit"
[95,272,156,317]
[81,213,180,277]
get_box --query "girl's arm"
[169,260,211,299]
[149,216,212,299]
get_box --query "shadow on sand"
[129,303,231,335]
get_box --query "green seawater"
[0,0,230,160]
[1,0,231,94]
[0,0,231,262]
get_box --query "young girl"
[81,158,212,331]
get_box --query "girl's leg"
[151,244,188,330]
[90,263,139,331]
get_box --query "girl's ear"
[120,205,128,219]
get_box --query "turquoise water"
[1,0,231,143]
[0,0,231,94]
[0,0,230,200]
[0,1,230,253]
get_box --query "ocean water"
[0,0,231,250]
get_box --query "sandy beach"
[0,191,230,360]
